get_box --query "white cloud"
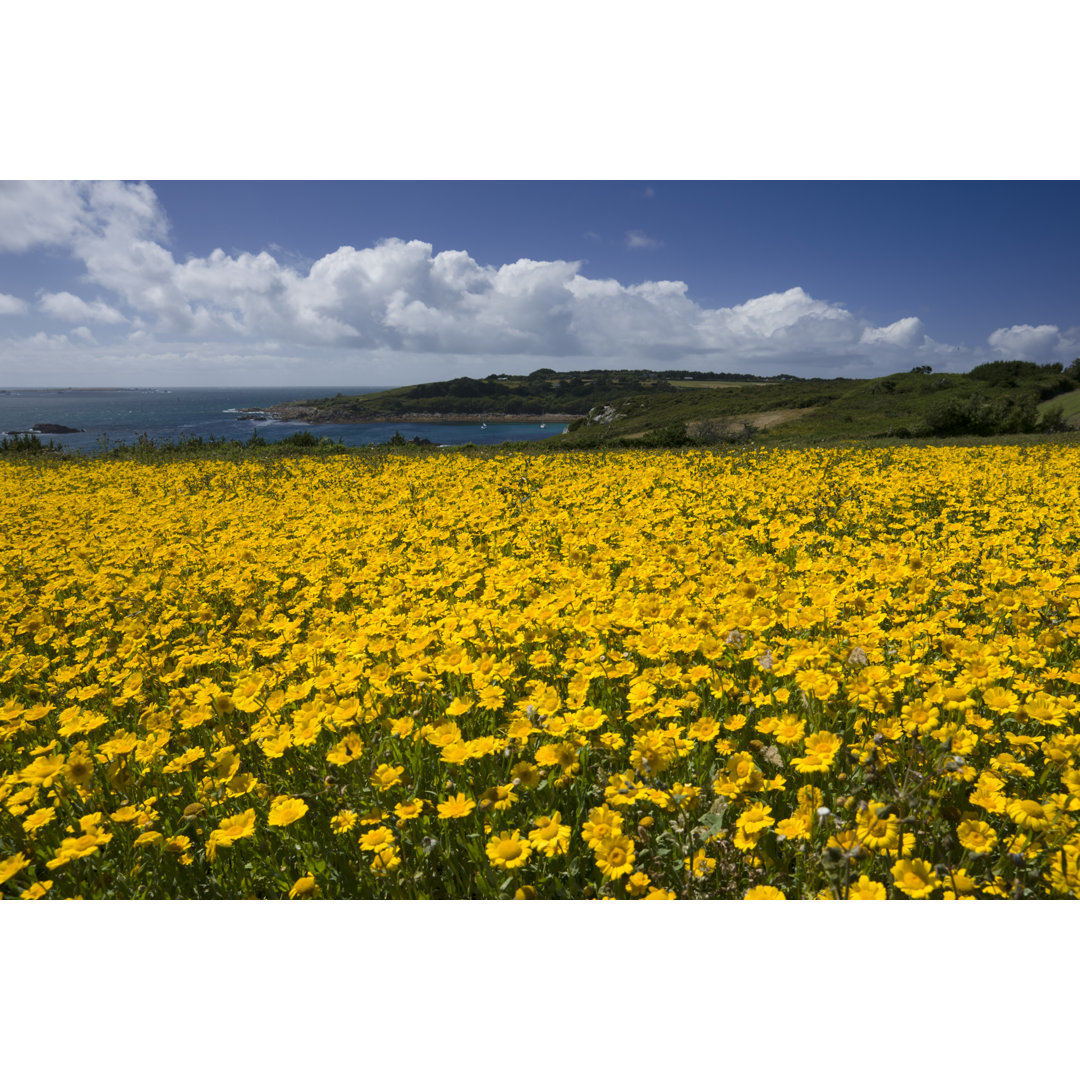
[0,181,87,252]
[0,180,166,256]
[39,291,127,324]
[860,316,927,349]
[0,292,28,315]
[625,229,662,249]
[987,323,1080,364]
[22,330,75,349]
[2,181,1075,383]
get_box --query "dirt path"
[686,407,817,438]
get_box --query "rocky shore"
[5,423,85,434]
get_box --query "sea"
[0,387,567,454]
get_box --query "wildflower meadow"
[2,445,1079,899]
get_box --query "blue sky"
[1,180,1077,387]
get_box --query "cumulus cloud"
[987,323,1080,364]
[3,181,1073,381]
[39,291,127,324]
[625,229,662,249]
[0,181,87,252]
[860,316,928,349]
[0,292,28,315]
[0,180,166,256]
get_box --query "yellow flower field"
[2,445,1079,899]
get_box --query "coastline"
[253,405,583,424]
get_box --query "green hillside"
[270,358,1080,447]
[557,360,1080,446]
[270,368,789,421]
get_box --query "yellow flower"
[790,731,843,773]
[288,875,320,899]
[712,752,764,798]
[775,811,811,841]
[440,742,471,765]
[736,801,775,836]
[437,793,476,820]
[744,885,786,899]
[268,797,309,827]
[225,771,258,798]
[359,826,395,852]
[528,812,571,857]
[326,733,365,766]
[956,818,997,854]
[486,830,532,870]
[390,798,423,823]
[331,810,359,834]
[21,807,56,833]
[686,717,720,742]
[1006,799,1055,831]
[0,853,31,886]
[535,742,580,773]
[855,802,902,852]
[478,784,518,811]
[210,808,257,846]
[20,880,54,899]
[942,868,978,898]
[594,834,635,879]
[18,754,66,789]
[582,806,623,849]
[510,761,541,788]
[371,846,401,875]
[685,847,716,879]
[773,714,805,747]
[847,875,887,900]
[371,764,405,792]
[891,858,940,899]
[231,674,265,713]
[46,832,110,870]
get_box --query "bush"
[279,430,320,447]
[631,421,693,448]
[967,360,1043,387]
[922,392,1067,437]
[0,433,55,455]
[691,419,756,445]
[1039,404,1069,433]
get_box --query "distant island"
[256,361,1080,446]
[0,387,171,393]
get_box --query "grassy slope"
[556,366,1080,446]
[1039,386,1080,424]
[266,361,1080,447]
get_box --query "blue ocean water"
[0,387,566,453]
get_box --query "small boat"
[481,422,487,429]
[539,423,546,429]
